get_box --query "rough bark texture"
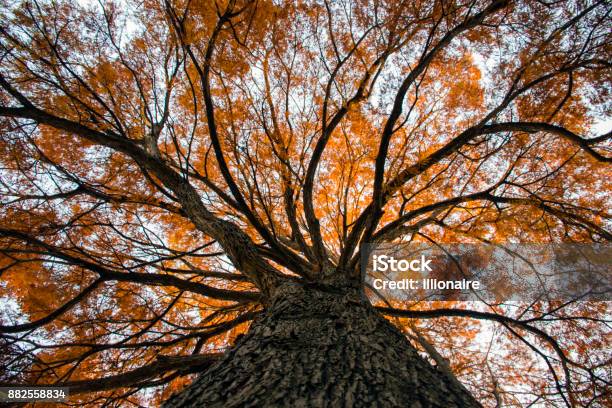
[164,282,481,408]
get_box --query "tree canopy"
[0,0,610,406]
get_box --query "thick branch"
[0,228,260,306]
[165,2,308,278]
[1,354,223,394]
[0,88,283,298]
[480,122,611,162]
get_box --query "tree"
[0,0,610,406]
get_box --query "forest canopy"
[0,0,610,406]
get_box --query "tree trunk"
[163,281,481,407]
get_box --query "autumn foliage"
[0,0,610,406]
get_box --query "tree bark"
[163,281,481,407]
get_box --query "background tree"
[0,0,610,406]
